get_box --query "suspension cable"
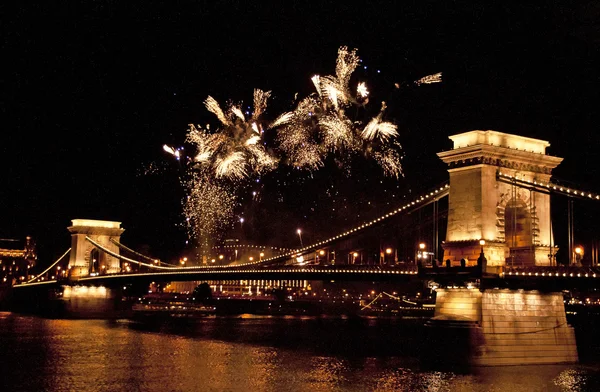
[360,293,383,310]
[109,238,178,267]
[85,237,177,270]
[25,248,71,284]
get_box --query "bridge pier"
[425,288,578,367]
[59,285,126,318]
[11,283,133,319]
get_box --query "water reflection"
[1,312,600,391]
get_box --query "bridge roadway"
[15,264,421,289]
[15,263,600,291]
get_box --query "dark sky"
[3,1,600,263]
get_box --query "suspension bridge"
[7,129,600,366]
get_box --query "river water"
[1,312,600,392]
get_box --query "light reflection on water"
[1,312,600,392]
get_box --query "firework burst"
[186,89,279,181]
[275,46,402,177]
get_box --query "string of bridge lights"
[506,270,598,278]
[77,267,419,282]
[497,172,600,200]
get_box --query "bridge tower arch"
[67,219,125,279]
[437,130,563,267]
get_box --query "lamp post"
[417,243,426,264]
[575,246,583,265]
[478,240,487,274]
[297,229,303,248]
[318,249,325,265]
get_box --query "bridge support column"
[437,130,563,268]
[425,288,578,367]
[67,219,125,279]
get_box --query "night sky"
[3,2,600,264]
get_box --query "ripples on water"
[1,312,600,392]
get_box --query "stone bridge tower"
[67,219,125,279]
[437,130,563,267]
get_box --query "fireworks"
[275,46,402,177]
[182,173,236,252]
[414,72,442,85]
[186,89,279,181]
[163,46,441,254]
[361,102,398,142]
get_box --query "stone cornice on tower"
[67,219,125,237]
[437,130,563,175]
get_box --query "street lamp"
[575,246,583,265]
[478,240,487,273]
[417,243,426,263]
[297,229,303,248]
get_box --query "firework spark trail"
[215,151,247,180]
[253,89,271,118]
[334,46,360,98]
[415,72,442,85]
[182,173,236,249]
[373,145,403,179]
[204,96,230,125]
[361,102,398,142]
[270,112,294,129]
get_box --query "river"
[1,312,600,391]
